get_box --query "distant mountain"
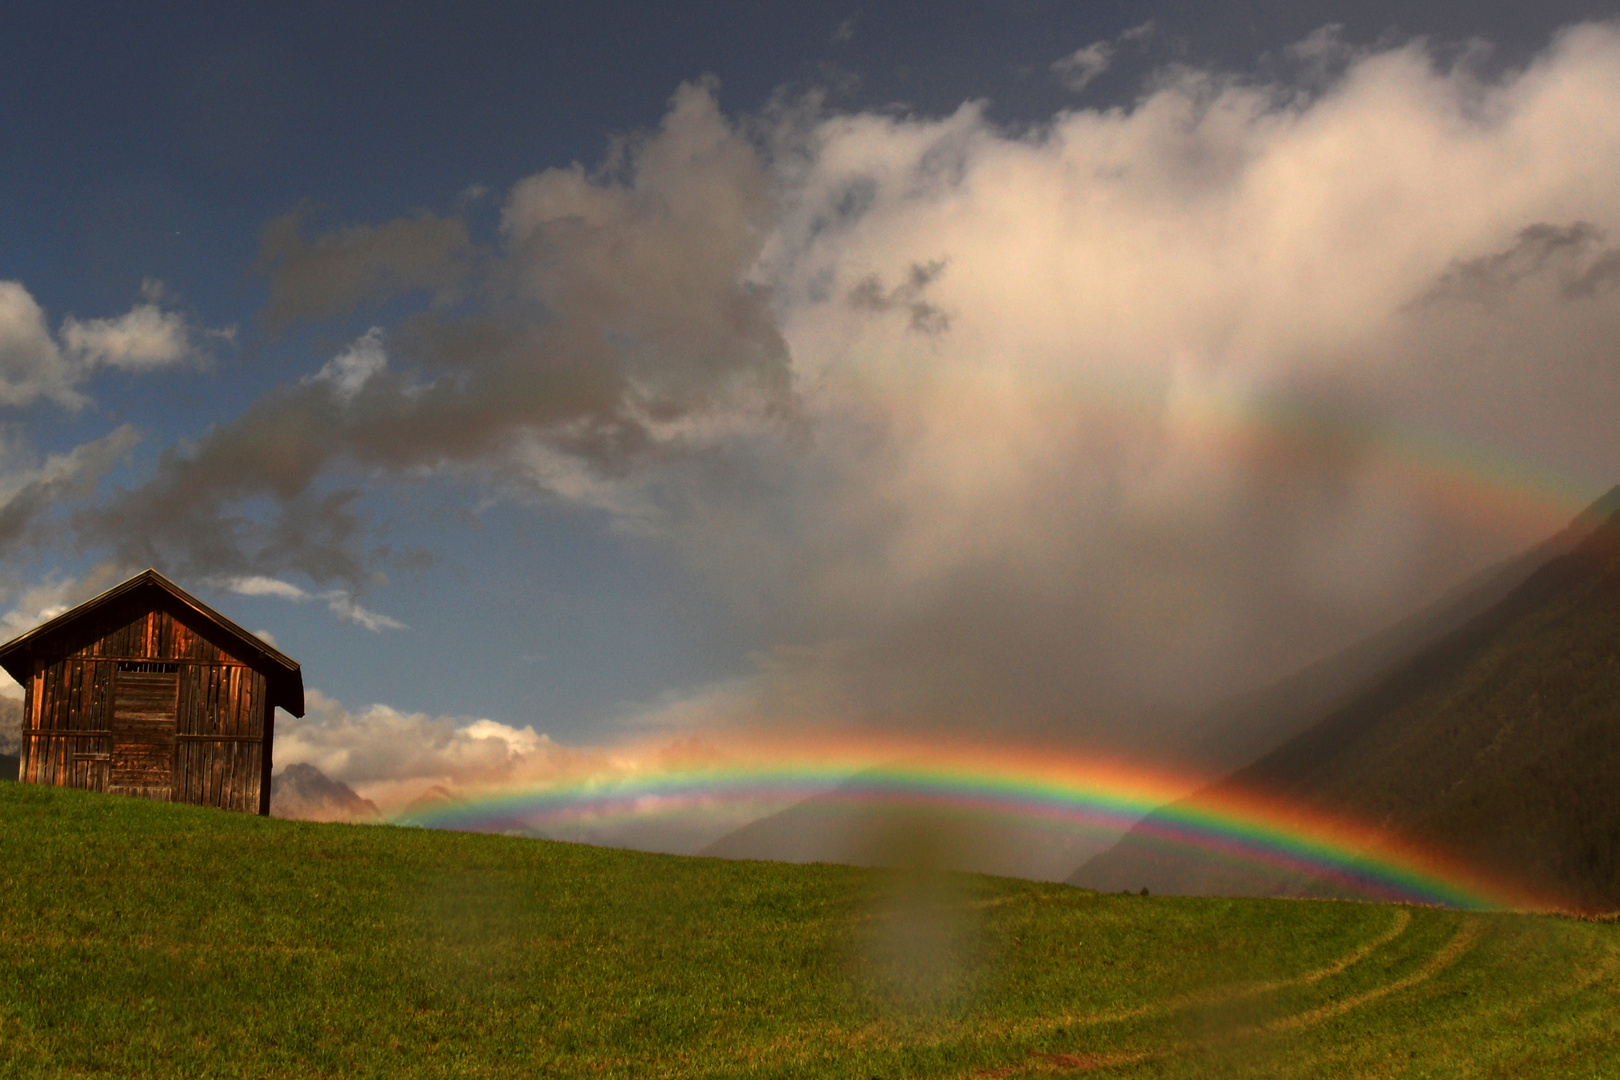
[1072,487,1620,912]
[702,493,1620,883]
[398,783,461,818]
[1,696,25,781]
[270,763,381,823]
[0,695,21,758]
[1170,486,1620,775]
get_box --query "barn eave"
[0,568,305,717]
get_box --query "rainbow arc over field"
[394,734,1551,912]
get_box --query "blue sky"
[4,1,1620,821]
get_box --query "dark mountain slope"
[1176,485,1620,774]
[1074,488,1620,912]
[705,494,1619,882]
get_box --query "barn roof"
[0,568,305,716]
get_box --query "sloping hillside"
[704,493,1620,880]
[700,776,1113,881]
[1168,487,1620,773]
[1074,489,1620,912]
[4,781,1620,1078]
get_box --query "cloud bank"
[0,280,226,409]
[74,81,794,585]
[697,20,1620,743]
[53,23,1620,759]
[272,691,769,851]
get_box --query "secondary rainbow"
[394,736,1548,911]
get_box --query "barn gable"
[0,569,305,815]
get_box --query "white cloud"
[0,282,83,408]
[222,575,309,600]
[275,689,615,805]
[61,303,216,373]
[323,592,406,632]
[218,574,406,632]
[1051,23,1152,94]
[1119,20,1155,44]
[707,20,1620,736]
[304,327,387,400]
[1052,41,1113,92]
[0,426,141,562]
[0,280,224,409]
[270,690,788,852]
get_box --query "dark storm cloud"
[77,83,795,584]
[845,259,949,334]
[256,207,478,328]
[0,426,139,549]
[1419,221,1620,304]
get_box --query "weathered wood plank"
[20,662,38,783]
[175,733,267,742]
[259,702,275,815]
[38,661,57,784]
[177,664,195,737]
[90,661,110,735]
[54,663,70,786]
[201,664,214,735]
[246,670,263,738]
[207,666,224,806]
[242,743,257,812]
[66,663,85,769]
[19,682,33,784]
[32,664,48,783]
[110,671,177,792]
[174,738,191,805]
[229,665,244,736]
[176,740,195,805]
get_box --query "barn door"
[109,665,179,801]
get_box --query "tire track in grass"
[1420,919,1620,1064]
[975,912,1476,1077]
[982,904,1414,1045]
[1259,916,1482,1033]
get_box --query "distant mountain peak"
[270,763,380,823]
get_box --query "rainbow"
[392,735,1550,912]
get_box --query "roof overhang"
[0,568,305,716]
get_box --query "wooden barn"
[0,569,304,814]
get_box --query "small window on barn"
[117,660,179,674]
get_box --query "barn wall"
[21,656,116,792]
[19,598,273,813]
[58,604,250,665]
[174,662,267,813]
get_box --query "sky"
[4,1,1620,838]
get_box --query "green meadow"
[1,782,1616,1078]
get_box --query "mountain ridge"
[1072,486,1620,912]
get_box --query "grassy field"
[1,782,1617,1078]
